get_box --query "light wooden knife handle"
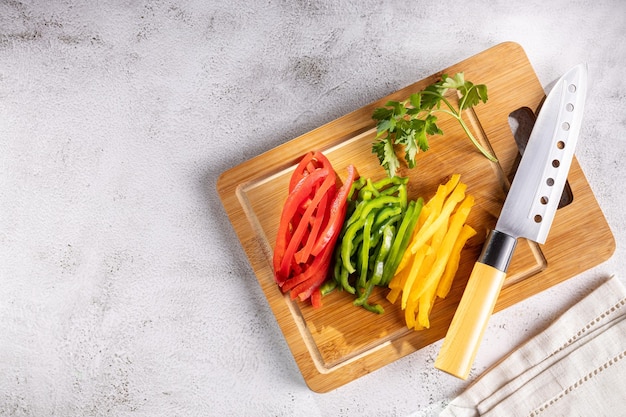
[434,262,506,379]
[435,229,517,379]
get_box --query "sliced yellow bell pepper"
[386,174,477,330]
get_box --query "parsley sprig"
[372,73,497,177]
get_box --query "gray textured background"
[1,1,625,416]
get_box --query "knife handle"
[434,230,517,379]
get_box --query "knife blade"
[434,64,588,380]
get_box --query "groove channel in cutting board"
[217,42,615,392]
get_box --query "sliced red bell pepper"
[294,188,331,264]
[310,164,357,257]
[277,167,333,279]
[287,196,347,301]
[289,151,315,193]
[274,151,356,308]
[310,287,323,308]
[288,151,331,193]
[285,237,335,295]
[273,167,328,284]
[277,151,335,274]
[310,150,333,172]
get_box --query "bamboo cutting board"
[217,42,615,392]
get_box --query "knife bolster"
[479,230,517,272]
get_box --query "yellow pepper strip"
[401,245,431,309]
[406,246,436,314]
[394,174,458,276]
[405,217,445,308]
[418,216,476,329]
[405,249,433,329]
[417,204,431,229]
[415,193,468,329]
[417,279,438,329]
[407,194,474,304]
[386,174,477,330]
[436,224,477,299]
[386,287,401,305]
[406,182,466,256]
[388,261,408,290]
[427,174,460,216]
[405,297,417,329]
[430,207,449,249]
[387,262,410,303]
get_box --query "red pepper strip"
[289,150,332,197]
[310,287,322,308]
[311,151,334,174]
[296,181,321,215]
[280,264,317,293]
[273,223,291,286]
[310,164,357,257]
[306,160,319,173]
[281,266,314,293]
[278,167,334,279]
[289,151,315,193]
[288,240,335,300]
[273,168,328,284]
[289,152,324,193]
[281,207,337,295]
[294,188,331,264]
[282,235,334,293]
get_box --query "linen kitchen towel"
[441,275,626,417]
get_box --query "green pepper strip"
[398,183,407,210]
[357,178,380,201]
[340,195,402,274]
[331,250,343,288]
[334,225,359,294]
[344,178,402,229]
[377,184,400,196]
[375,184,406,215]
[370,213,402,249]
[371,205,402,233]
[364,302,384,314]
[357,211,376,291]
[337,261,354,294]
[353,223,395,312]
[341,178,365,225]
[370,223,395,286]
[353,234,364,274]
[380,198,423,286]
[320,279,337,296]
[373,175,408,190]
[343,199,365,230]
[348,177,366,199]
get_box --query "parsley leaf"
[371,72,496,177]
[372,138,400,179]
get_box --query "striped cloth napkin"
[441,275,626,417]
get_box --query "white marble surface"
[1,1,625,416]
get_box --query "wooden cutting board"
[217,42,615,392]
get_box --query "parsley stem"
[454,113,498,162]
[438,96,497,162]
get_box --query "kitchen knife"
[434,64,588,379]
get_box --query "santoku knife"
[434,64,588,379]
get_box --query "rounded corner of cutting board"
[497,40,526,53]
